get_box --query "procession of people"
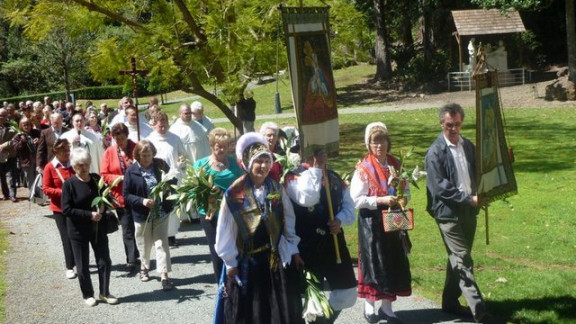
[0,96,492,323]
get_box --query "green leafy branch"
[302,269,333,322]
[167,166,221,221]
[91,176,123,211]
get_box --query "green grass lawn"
[299,107,576,324]
[86,63,376,121]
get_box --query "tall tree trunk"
[373,0,392,82]
[420,0,434,62]
[400,0,414,48]
[567,0,576,83]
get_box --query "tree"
[372,0,393,81]
[472,0,576,83]
[0,0,290,131]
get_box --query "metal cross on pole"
[119,57,148,140]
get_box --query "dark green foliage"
[393,47,450,85]
[73,86,130,100]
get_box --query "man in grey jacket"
[425,103,488,323]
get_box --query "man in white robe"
[169,103,211,164]
[191,101,214,133]
[124,105,153,143]
[108,96,133,129]
[61,113,104,173]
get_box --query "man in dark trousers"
[236,90,256,133]
[0,108,17,201]
[36,112,67,173]
[425,103,489,323]
[285,149,357,323]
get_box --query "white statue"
[468,38,476,71]
[487,40,508,71]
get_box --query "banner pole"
[484,206,489,245]
[323,168,342,264]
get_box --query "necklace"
[211,157,228,170]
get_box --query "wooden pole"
[484,206,489,245]
[322,168,342,264]
[119,57,148,141]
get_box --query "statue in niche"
[468,38,476,71]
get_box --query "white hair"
[190,101,204,112]
[70,148,91,168]
[259,122,279,135]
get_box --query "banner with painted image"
[280,6,339,158]
[475,71,517,203]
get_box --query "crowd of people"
[0,96,490,323]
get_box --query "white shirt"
[169,118,211,163]
[350,161,412,210]
[193,116,214,133]
[145,130,189,179]
[125,121,153,143]
[445,135,472,195]
[285,167,355,226]
[108,109,126,129]
[215,186,300,270]
[60,129,104,173]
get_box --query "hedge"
[0,85,134,104]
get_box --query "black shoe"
[363,311,380,324]
[161,278,173,291]
[378,309,403,324]
[474,312,500,323]
[442,304,473,318]
[126,263,136,275]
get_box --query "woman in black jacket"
[61,147,117,307]
[123,140,176,291]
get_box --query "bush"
[73,85,129,100]
[394,48,450,85]
[1,85,132,104]
[0,91,67,104]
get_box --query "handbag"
[105,210,120,234]
[382,208,414,232]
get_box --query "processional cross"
[119,57,148,140]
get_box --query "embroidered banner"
[280,6,339,158]
[475,71,517,203]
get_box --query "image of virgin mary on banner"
[475,71,517,204]
[281,6,339,159]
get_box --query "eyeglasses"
[444,122,462,128]
[369,142,386,147]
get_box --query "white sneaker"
[66,269,77,279]
[84,297,97,307]
[99,294,119,305]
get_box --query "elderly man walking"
[425,103,490,323]
[190,101,214,133]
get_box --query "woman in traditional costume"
[350,122,412,324]
[215,132,303,324]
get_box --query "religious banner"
[280,6,339,158]
[475,71,517,204]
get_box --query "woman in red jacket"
[101,123,139,274]
[43,138,76,279]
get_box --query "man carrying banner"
[425,103,488,323]
[285,149,357,323]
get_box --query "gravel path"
[1,193,482,324]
